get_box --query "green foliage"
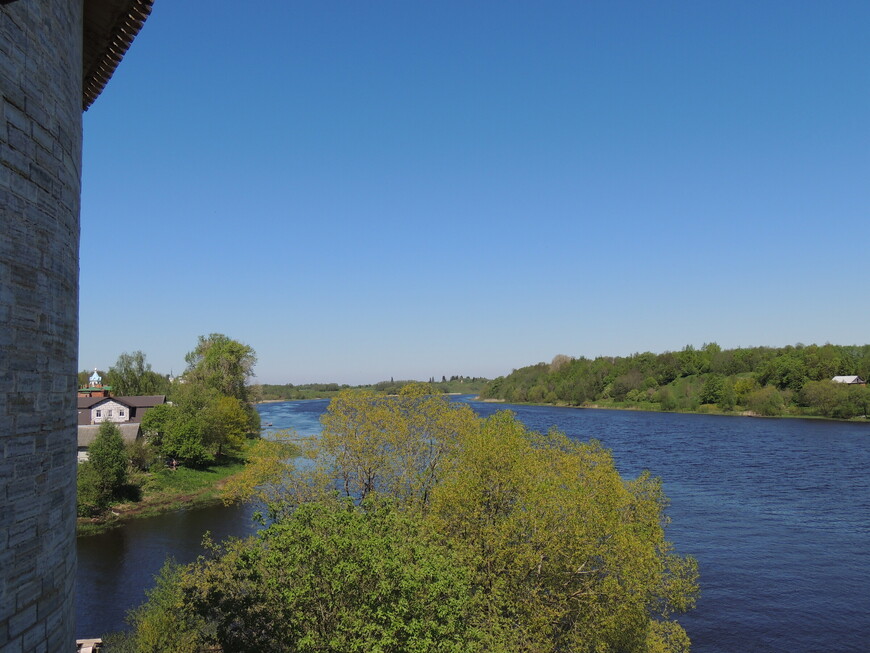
[202,395,251,456]
[717,378,737,411]
[203,389,698,652]
[481,343,870,420]
[143,373,259,468]
[78,422,130,516]
[90,422,128,497]
[799,380,870,419]
[126,438,157,472]
[316,387,478,510]
[112,560,203,653]
[183,333,257,403]
[699,374,724,405]
[77,462,105,517]
[746,386,785,416]
[163,412,210,467]
[140,403,175,451]
[164,500,480,653]
[107,350,170,397]
[423,411,698,651]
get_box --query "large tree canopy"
[123,389,698,652]
[183,333,257,403]
[107,350,170,396]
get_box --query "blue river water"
[77,397,870,651]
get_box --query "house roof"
[76,395,165,409]
[831,375,866,384]
[78,396,111,409]
[83,0,154,110]
[78,423,141,447]
[117,395,166,408]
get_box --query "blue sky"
[80,1,870,385]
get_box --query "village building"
[831,375,867,385]
[78,369,113,398]
[75,370,166,461]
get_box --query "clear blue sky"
[80,1,870,385]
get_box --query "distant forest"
[480,343,870,420]
[256,376,490,401]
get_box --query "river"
[76,397,870,651]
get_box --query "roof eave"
[82,0,154,111]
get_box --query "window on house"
[108,410,113,417]
[95,410,101,418]
[119,410,125,417]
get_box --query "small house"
[831,375,867,385]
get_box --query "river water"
[77,397,870,651]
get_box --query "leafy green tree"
[78,421,130,515]
[76,461,105,517]
[799,380,840,417]
[427,411,698,652]
[220,388,698,651]
[717,378,737,411]
[733,376,759,404]
[746,386,785,416]
[176,500,481,653]
[317,384,478,509]
[656,387,677,411]
[162,412,210,467]
[202,395,251,456]
[105,560,202,653]
[88,421,129,503]
[700,374,724,405]
[107,350,170,396]
[184,333,256,403]
[140,403,176,452]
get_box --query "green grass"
[77,442,255,537]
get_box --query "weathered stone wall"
[0,1,83,651]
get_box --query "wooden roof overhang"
[82,0,154,110]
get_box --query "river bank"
[493,397,870,422]
[76,447,251,537]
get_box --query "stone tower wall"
[0,1,83,651]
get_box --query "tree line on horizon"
[256,375,490,401]
[481,343,870,419]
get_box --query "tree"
[717,378,737,411]
[699,374,724,405]
[120,501,481,653]
[162,412,210,467]
[427,411,698,652]
[317,384,478,509]
[140,403,176,452]
[85,421,129,509]
[193,501,479,653]
[550,354,573,372]
[219,388,699,651]
[202,395,251,456]
[183,333,256,403]
[746,386,785,416]
[107,350,170,396]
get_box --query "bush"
[746,386,785,416]
[126,438,156,472]
[76,462,105,517]
[88,421,129,505]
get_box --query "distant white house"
[76,371,166,461]
[831,375,866,385]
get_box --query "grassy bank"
[77,443,252,537]
[509,397,869,422]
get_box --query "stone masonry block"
[7,602,36,638]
